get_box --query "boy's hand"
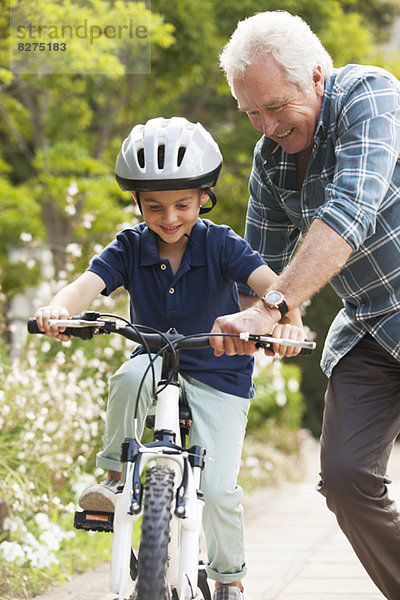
[35,306,71,342]
[267,323,306,357]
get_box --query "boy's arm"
[35,271,106,341]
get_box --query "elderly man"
[212,10,400,600]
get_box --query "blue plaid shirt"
[245,64,400,376]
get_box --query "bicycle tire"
[136,465,175,600]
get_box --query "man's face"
[233,54,324,154]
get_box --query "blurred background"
[1,1,399,596]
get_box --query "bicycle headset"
[115,117,223,214]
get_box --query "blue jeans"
[97,355,249,583]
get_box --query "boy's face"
[134,188,207,246]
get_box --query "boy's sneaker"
[213,586,246,600]
[78,478,120,512]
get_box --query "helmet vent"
[177,146,186,167]
[157,144,165,169]
[137,148,145,168]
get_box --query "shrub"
[248,356,304,433]
[0,331,132,598]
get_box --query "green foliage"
[239,356,307,492]
[289,285,343,437]
[248,358,304,433]
[0,312,142,598]
[319,7,373,65]
[1,0,398,291]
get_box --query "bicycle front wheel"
[136,465,175,600]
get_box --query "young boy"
[35,117,305,600]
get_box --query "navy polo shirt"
[88,219,265,398]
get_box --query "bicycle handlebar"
[27,312,316,355]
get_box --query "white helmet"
[115,117,222,213]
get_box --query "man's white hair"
[219,11,333,94]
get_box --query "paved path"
[34,438,400,600]
[242,436,400,600]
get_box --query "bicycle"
[28,311,315,600]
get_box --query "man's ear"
[313,65,325,97]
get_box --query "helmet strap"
[134,191,143,214]
[199,188,217,214]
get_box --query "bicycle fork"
[109,382,206,599]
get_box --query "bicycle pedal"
[74,509,114,532]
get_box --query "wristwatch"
[261,290,289,318]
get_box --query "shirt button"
[160,264,167,270]
[169,287,175,294]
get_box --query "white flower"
[34,512,51,529]
[20,232,33,242]
[0,541,25,563]
[3,517,20,533]
[66,243,82,258]
[40,529,61,552]
[65,204,76,216]
[67,181,78,196]
[287,377,299,392]
[245,456,260,468]
[82,213,95,229]
[276,391,287,407]
[41,341,51,353]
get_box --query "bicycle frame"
[110,342,206,600]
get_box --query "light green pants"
[96,354,249,583]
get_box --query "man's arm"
[272,219,352,308]
[210,219,352,355]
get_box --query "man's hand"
[210,303,279,356]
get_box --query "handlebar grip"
[27,319,43,334]
[27,319,94,340]
[299,347,313,356]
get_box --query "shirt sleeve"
[315,70,400,250]
[87,232,131,295]
[245,149,301,275]
[218,225,266,285]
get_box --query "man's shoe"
[213,585,246,600]
[78,478,120,512]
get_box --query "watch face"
[266,291,283,304]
